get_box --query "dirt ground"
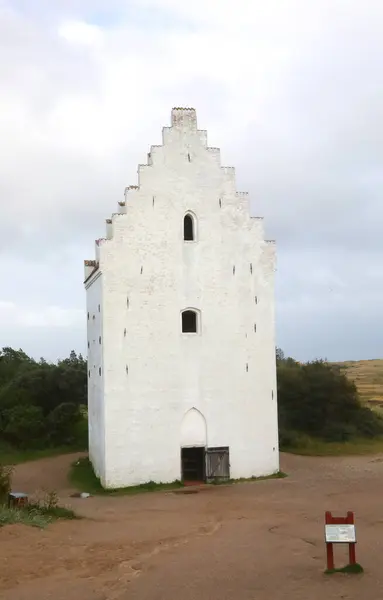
[1,452,383,600]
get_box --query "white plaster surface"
[180,408,207,448]
[84,108,279,488]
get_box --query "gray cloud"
[0,0,382,362]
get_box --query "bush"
[46,403,82,445]
[0,464,13,504]
[0,505,52,528]
[277,349,383,446]
[0,470,77,528]
[0,347,87,451]
[27,489,77,521]
[2,405,44,448]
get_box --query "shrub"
[277,350,383,445]
[0,464,13,505]
[0,505,52,528]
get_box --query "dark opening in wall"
[184,214,194,241]
[99,367,101,376]
[255,296,258,304]
[87,341,90,348]
[99,336,101,344]
[182,310,197,333]
[250,263,253,274]
[98,304,100,312]
[88,370,90,378]
[87,312,89,320]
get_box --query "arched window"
[182,309,198,333]
[183,213,195,241]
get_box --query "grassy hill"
[332,359,383,413]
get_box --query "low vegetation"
[70,457,287,494]
[210,471,287,485]
[277,349,383,452]
[0,463,77,528]
[279,435,383,456]
[2,345,383,465]
[69,456,185,495]
[332,359,383,413]
[325,563,364,575]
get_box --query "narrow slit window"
[184,214,194,241]
[182,310,198,333]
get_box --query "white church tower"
[84,108,279,489]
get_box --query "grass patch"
[283,435,383,456]
[210,471,287,485]
[70,457,286,495]
[0,440,87,466]
[0,505,51,528]
[27,503,78,520]
[69,457,184,496]
[331,359,383,406]
[325,563,364,575]
[0,504,78,529]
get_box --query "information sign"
[325,524,356,543]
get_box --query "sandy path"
[1,452,383,599]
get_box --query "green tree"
[47,402,82,445]
[0,347,87,451]
[0,347,35,387]
[2,405,44,448]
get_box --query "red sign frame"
[325,511,356,570]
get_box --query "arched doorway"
[180,408,207,483]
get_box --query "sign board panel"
[325,524,356,543]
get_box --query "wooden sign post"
[325,511,357,571]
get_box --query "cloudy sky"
[0,0,382,363]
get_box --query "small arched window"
[182,309,198,333]
[183,213,195,241]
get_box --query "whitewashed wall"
[85,272,104,478]
[85,108,279,488]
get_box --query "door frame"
[180,445,206,482]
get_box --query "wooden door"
[205,446,230,482]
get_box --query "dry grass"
[332,359,383,413]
